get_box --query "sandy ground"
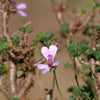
[0,0,93,100]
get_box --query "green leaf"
[0,64,8,75]
[80,42,89,54]
[72,8,77,13]
[89,29,93,33]
[38,45,42,53]
[45,33,54,42]
[69,96,76,100]
[17,67,23,71]
[12,35,20,46]
[96,26,100,30]
[68,86,80,97]
[36,32,54,42]
[83,25,93,38]
[12,98,19,100]
[78,73,86,78]
[0,42,10,54]
[66,42,78,57]
[19,27,26,33]
[64,63,73,69]
[80,9,85,15]
[89,49,100,60]
[80,92,91,100]
[32,40,38,46]
[95,66,100,73]
[93,0,100,9]
[28,27,34,33]
[68,34,73,43]
[59,23,69,35]
[2,79,7,84]
[82,64,88,70]
[53,37,58,42]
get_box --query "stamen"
[48,55,53,67]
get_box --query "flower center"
[47,54,53,67]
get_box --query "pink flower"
[37,45,60,74]
[16,3,27,17]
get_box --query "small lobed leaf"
[69,96,76,100]
[28,27,34,33]
[66,42,78,57]
[79,41,89,54]
[38,45,42,53]
[36,32,54,42]
[80,9,85,15]
[0,42,10,54]
[68,86,80,97]
[0,64,8,75]
[59,23,69,35]
[17,67,23,71]
[83,25,93,38]
[12,98,19,100]
[68,34,73,43]
[19,27,26,33]
[95,66,100,73]
[53,37,58,42]
[72,8,77,13]
[12,35,20,46]
[89,49,100,60]
[32,40,38,46]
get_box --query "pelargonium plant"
[1,0,100,100]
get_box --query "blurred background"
[0,0,95,100]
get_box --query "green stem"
[73,57,79,88]
[53,70,63,100]
[50,77,55,100]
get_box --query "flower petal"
[49,45,57,58]
[16,3,27,10]
[17,10,27,17]
[52,60,60,66]
[41,46,49,59]
[42,67,50,74]
[37,64,48,69]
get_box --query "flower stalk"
[50,77,55,100]
[53,69,63,100]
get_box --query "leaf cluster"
[36,32,54,42]
[0,37,10,54]
[59,23,69,37]
[0,64,8,76]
